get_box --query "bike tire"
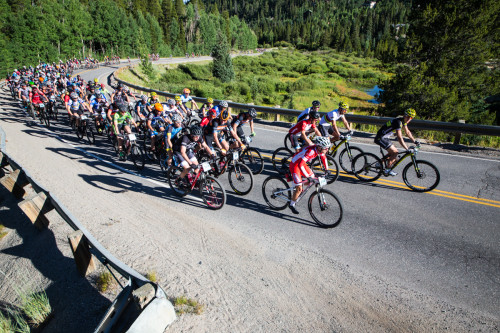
[272,147,293,175]
[199,175,226,210]
[352,152,383,182]
[157,151,169,178]
[76,124,85,140]
[283,133,291,150]
[130,144,145,170]
[228,162,254,195]
[310,155,339,184]
[240,147,264,175]
[167,166,189,197]
[142,136,156,161]
[86,125,96,145]
[338,146,363,174]
[308,189,343,228]
[261,176,290,211]
[402,160,440,192]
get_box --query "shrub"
[96,272,114,293]
[145,271,158,283]
[0,224,7,240]
[174,296,204,315]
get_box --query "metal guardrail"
[114,72,500,137]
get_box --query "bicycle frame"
[379,147,419,171]
[273,177,325,205]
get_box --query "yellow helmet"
[339,101,349,110]
[94,78,98,83]
[154,103,163,112]
[207,97,214,104]
[151,92,157,97]
[175,95,181,102]
[405,108,416,118]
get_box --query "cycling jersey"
[232,113,252,128]
[165,124,185,148]
[376,117,404,139]
[289,145,327,186]
[135,101,150,118]
[289,119,316,136]
[180,94,192,104]
[19,87,30,99]
[113,111,133,125]
[297,107,314,122]
[173,134,204,153]
[113,91,127,104]
[319,109,344,126]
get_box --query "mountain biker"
[114,103,139,160]
[180,88,199,111]
[165,114,185,167]
[297,100,321,122]
[30,85,49,116]
[199,97,214,118]
[111,83,130,104]
[232,108,257,141]
[288,136,331,214]
[174,95,189,118]
[288,110,322,153]
[134,95,151,125]
[163,98,182,123]
[18,82,31,105]
[148,92,160,105]
[319,101,353,142]
[66,92,90,127]
[173,125,215,187]
[374,108,420,177]
[212,100,229,117]
[147,103,168,153]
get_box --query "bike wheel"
[130,144,145,170]
[352,152,383,182]
[228,162,254,195]
[86,125,95,145]
[310,155,339,184]
[29,104,35,119]
[199,176,226,210]
[106,126,114,142]
[240,147,264,175]
[262,176,290,210]
[308,189,343,228]
[142,136,155,161]
[76,124,84,140]
[338,146,363,174]
[402,160,440,192]
[283,133,291,150]
[272,147,293,175]
[42,111,50,128]
[157,151,169,178]
[167,166,189,197]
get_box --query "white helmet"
[315,136,331,149]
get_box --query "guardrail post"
[68,230,97,276]
[274,105,281,121]
[454,120,466,144]
[0,168,30,199]
[18,192,54,230]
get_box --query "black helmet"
[117,83,124,89]
[312,100,321,107]
[190,125,203,136]
[309,110,320,119]
[118,103,128,112]
[248,108,257,118]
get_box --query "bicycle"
[262,174,343,228]
[326,134,364,174]
[75,114,95,144]
[113,132,146,170]
[271,147,339,184]
[167,159,226,210]
[197,147,254,196]
[351,145,440,192]
[35,103,50,128]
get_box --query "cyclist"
[374,108,419,177]
[30,85,49,116]
[163,98,182,123]
[148,91,161,105]
[199,97,214,118]
[319,101,353,142]
[113,103,139,160]
[66,92,90,127]
[180,88,199,112]
[147,103,168,153]
[173,125,215,187]
[212,100,229,117]
[134,95,151,126]
[288,110,322,153]
[165,114,185,167]
[297,100,321,122]
[111,83,130,104]
[174,95,189,118]
[288,136,331,214]
[18,82,31,106]
[232,108,257,141]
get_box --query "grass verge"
[173,296,204,315]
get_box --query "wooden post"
[274,105,281,122]
[18,192,53,230]
[68,230,97,276]
[0,169,29,199]
[454,120,466,144]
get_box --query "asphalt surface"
[1,59,499,329]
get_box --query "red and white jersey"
[291,145,327,167]
[289,119,316,135]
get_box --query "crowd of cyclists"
[4,59,425,222]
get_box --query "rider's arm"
[402,124,416,145]
[110,92,115,103]
[301,130,314,146]
[249,119,255,135]
[395,129,409,150]
[341,116,351,132]
[180,145,191,165]
[331,119,341,137]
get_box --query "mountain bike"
[35,103,50,128]
[271,147,339,184]
[262,174,343,228]
[75,114,95,144]
[351,145,440,192]
[46,95,58,120]
[238,136,264,175]
[113,132,145,170]
[326,134,364,174]
[197,148,254,195]
[167,159,226,210]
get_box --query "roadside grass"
[173,296,204,315]
[0,224,8,240]
[96,271,115,293]
[145,271,158,283]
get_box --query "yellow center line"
[260,152,499,208]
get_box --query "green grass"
[145,271,158,283]
[173,296,204,315]
[0,311,15,333]
[19,292,51,327]
[96,272,115,293]
[0,224,8,240]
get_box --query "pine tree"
[212,30,234,82]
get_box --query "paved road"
[0,60,499,331]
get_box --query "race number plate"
[39,103,45,108]
[201,162,211,172]
[232,151,239,160]
[80,115,88,120]
[318,177,327,186]
[128,133,137,141]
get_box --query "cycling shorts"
[174,151,197,168]
[319,124,334,136]
[374,135,393,150]
[290,134,302,150]
[289,160,313,186]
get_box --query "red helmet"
[208,108,217,117]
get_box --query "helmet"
[151,92,157,97]
[339,101,349,110]
[118,103,128,112]
[141,94,147,101]
[117,83,124,89]
[220,109,230,121]
[154,103,163,112]
[29,81,34,86]
[248,108,257,118]
[219,100,228,108]
[175,95,181,102]
[312,100,321,107]
[70,92,78,99]
[39,77,44,82]
[190,125,203,136]
[207,97,214,104]
[94,78,98,83]
[171,114,182,123]
[101,83,105,88]
[315,136,332,149]
[167,99,175,106]
[208,108,217,117]
[405,108,416,118]
[309,110,320,119]
[183,88,190,94]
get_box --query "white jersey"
[319,109,344,126]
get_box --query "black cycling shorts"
[374,136,393,150]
